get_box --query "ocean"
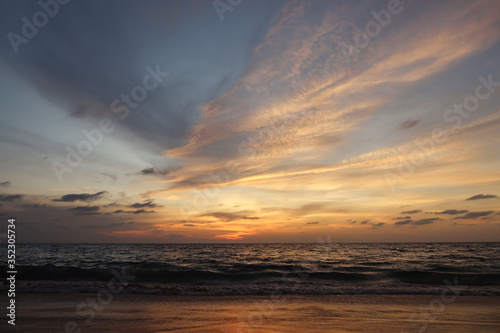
[4,242,500,296]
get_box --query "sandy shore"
[4,294,500,332]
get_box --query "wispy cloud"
[53,191,108,203]
[398,119,419,129]
[412,218,440,226]
[129,200,157,208]
[454,211,495,219]
[401,210,422,214]
[0,194,23,202]
[394,219,412,226]
[435,210,469,215]
[69,206,100,215]
[465,194,498,201]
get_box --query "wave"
[4,263,500,286]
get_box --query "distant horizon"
[18,240,500,244]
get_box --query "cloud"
[360,220,369,225]
[113,209,156,215]
[0,194,23,202]
[306,221,319,225]
[139,167,169,176]
[132,209,156,214]
[394,219,413,226]
[129,200,157,208]
[69,206,100,215]
[53,191,108,202]
[183,224,196,227]
[454,211,494,219]
[243,216,259,220]
[401,210,422,214]
[435,210,469,215]
[412,218,440,226]
[393,216,411,220]
[372,222,385,228]
[398,119,419,129]
[0,181,11,187]
[465,194,498,201]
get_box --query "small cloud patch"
[465,194,498,201]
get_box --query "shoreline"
[5,293,500,332]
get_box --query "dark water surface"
[4,242,500,295]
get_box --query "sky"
[0,0,499,243]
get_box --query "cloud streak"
[53,191,108,203]
[465,194,498,201]
[0,194,23,202]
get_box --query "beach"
[6,294,500,332]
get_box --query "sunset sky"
[0,0,499,243]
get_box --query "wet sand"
[5,294,500,332]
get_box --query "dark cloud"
[360,220,369,225]
[129,200,157,208]
[0,181,11,187]
[53,191,108,202]
[350,220,357,224]
[243,216,259,220]
[140,167,156,175]
[183,224,196,227]
[401,210,422,214]
[395,219,413,225]
[113,209,156,214]
[435,210,469,215]
[69,206,100,215]
[393,216,411,220]
[454,211,494,219]
[0,1,265,155]
[132,209,156,214]
[139,167,169,176]
[0,194,23,201]
[372,222,385,228]
[465,194,498,201]
[412,218,440,225]
[398,119,419,129]
[306,222,319,225]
